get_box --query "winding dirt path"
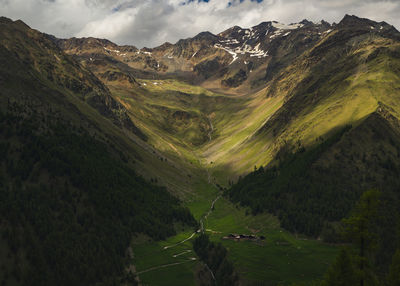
[136,192,221,277]
[173,250,192,257]
[163,232,197,250]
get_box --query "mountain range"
[1,14,400,286]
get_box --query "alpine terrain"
[1,13,400,286]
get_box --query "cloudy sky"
[1,0,399,48]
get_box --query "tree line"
[289,189,400,285]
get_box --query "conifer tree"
[322,248,357,286]
[343,190,381,286]
[387,249,400,286]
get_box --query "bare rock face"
[55,20,334,88]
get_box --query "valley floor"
[132,176,338,286]
[105,78,342,285]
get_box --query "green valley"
[1,12,400,286]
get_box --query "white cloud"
[1,0,399,48]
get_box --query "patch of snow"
[243,28,257,39]
[272,22,303,30]
[104,47,121,54]
[283,31,291,37]
[214,44,238,64]
[270,30,283,39]
[220,38,239,44]
[250,49,269,58]
[234,42,268,58]
[191,51,198,58]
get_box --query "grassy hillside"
[224,16,400,240]
[209,19,400,179]
[227,113,400,235]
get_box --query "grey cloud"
[1,0,399,48]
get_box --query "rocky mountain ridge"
[54,15,399,93]
[55,18,333,86]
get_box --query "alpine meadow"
[1,1,400,285]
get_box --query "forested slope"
[0,17,196,286]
